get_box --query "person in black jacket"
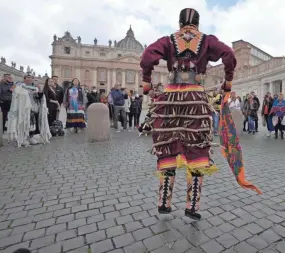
[261,92,274,136]
[52,76,64,106]
[87,87,101,107]
[129,93,142,129]
[43,78,60,126]
[0,74,14,132]
[250,91,260,132]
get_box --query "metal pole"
[0,107,3,147]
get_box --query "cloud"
[0,0,284,78]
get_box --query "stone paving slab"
[0,127,285,253]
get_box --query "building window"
[118,54,122,57]
[85,70,90,79]
[126,70,135,83]
[64,47,71,54]
[100,52,106,57]
[85,51,90,56]
[98,69,107,82]
[63,68,71,78]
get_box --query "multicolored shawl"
[219,92,262,194]
[70,87,79,112]
[270,99,285,117]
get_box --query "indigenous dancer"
[141,8,261,220]
[64,78,87,133]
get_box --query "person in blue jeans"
[212,112,219,135]
[212,90,222,135]
[246,94,258,134]
[111,84,128,132]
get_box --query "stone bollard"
[87,103,111,142]
[231,108,243,137]
[0,107,3,147]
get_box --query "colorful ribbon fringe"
[219,92,262,194]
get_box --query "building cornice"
[50,56,167,73]
[234,65,285,85]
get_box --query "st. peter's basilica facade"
[50,26,169,94]
[50,27,285,100]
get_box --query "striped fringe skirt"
[149,83,218,176]
[66,107,86,129]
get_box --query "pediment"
[115,54,141,64]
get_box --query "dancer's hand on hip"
[221,80,232,92]
[149,90,155,98]
[142,82,152,95]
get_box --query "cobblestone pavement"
[0,126,285,253]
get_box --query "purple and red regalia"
[140,8,237,220]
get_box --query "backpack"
[215,95,222,105]
[112,90,125,106]
[50,120,65,137]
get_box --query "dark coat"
[130,97,142,114]
[87,92,100,107]
[54,84,64,105]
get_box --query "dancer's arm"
[207,35,236,91]
[140,36,169,94]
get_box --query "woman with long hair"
[43,78,60,126]
[63,78,87,133]
[244,94,258,134]
[261,92,274,136]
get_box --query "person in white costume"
[7,73,51,147]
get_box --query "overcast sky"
[0,0,284,77]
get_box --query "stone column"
[160,73,164,83]
[135,71,139,92]
[122,70,126,87]
[281,79,285,93]
[112,69,116,86]
[260,83,265,100]
[107,69,111,92]
[269,81,274,95]
[81,69,86,84]
[75,67,81,80]
[92,68,97,87]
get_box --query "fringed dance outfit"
[140,8,261,220]
[64,86,86,129]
